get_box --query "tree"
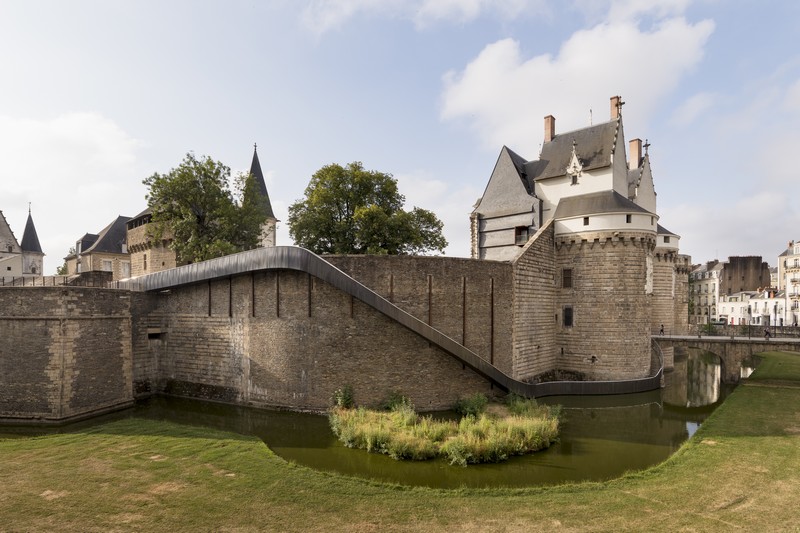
[288,161,447,255]
[55,247,74,276]
[143,152,267,264]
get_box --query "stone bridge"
[653,335,800,383]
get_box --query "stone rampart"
[0,287,141,422]
[326,255,513,374]
[149,270,496,411]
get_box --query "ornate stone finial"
[254,142,257,152]
[644,139,651,154]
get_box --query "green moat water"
[1,351,754,488]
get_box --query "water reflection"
[0,351,744,488]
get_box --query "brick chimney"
[629,138,642,169]
[610,95,624,119]
[544,115,555,143]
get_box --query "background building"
[0,208,44,278]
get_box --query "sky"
[1,0,799,274]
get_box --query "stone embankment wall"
[0,287,143,422]
[148,269,497,411]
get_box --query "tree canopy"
[143,152,267,264]
[288,162,447,255]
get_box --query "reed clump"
[328,393,560,465]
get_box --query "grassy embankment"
[1,351,799,532]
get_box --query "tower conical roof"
[20,208,43,253]
[249,145,276,219]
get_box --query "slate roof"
[627,168,642,199]
[526,120,619,182]
[553,190,651,219]
[82,216,131,254]
[249,146,276,219]
[657,224,677,236]
[20,211,43,253]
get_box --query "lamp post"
[748,305,751,339]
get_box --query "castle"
[0,97,690,422]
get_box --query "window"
[571,174,578,185]
[626,214,631,223]
[143,254,147,271]
[664,236,670,243]
[563,268,573,288]
[583,217,589,226]
[121,261,131,278]
[650,216,654,225]
[563,306,574,327]
[514,226,529,246]
[102,260,113,272]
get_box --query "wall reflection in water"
[663,350,721,408]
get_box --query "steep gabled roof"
[0,210,21,252]
[20,210,43,253]
[249,145,276,219]
[553,190,651,219]
[527,120,619,181]
[83,216,131,254]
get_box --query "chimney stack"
[544,115,555,143]
[610,95,623,119]
[629,138,642,169]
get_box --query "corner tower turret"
[20,206,44,275]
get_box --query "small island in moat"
[328,390,560,466]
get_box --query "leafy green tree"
[288,162,447,255]
[143,152,267,264]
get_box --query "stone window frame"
[562,268,573,289]
[563,305,574,327]
[583,216,589,226]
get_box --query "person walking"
[765,327,771,341]
[659,324,664,335]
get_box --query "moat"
[0,350,755,489]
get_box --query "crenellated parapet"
[554,231,657,252]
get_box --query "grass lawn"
[1,351,799,532]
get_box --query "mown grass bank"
[1,351,799,532]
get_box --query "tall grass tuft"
[329,393,560,466]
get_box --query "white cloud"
[670,91,718,126]
[784,79,800,112]
[301,0,547,34]
[661,191,797,263]
[0,113,143,272]
[440,9,714,151]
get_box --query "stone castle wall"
[2,245,674,420]
[0,287,140,422]
[554,232,655,380]
[325,255,514,375]
[511,221,558,380]
[147,270,497,411]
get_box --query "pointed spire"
[248,144,275,219]
[20,206,43,253]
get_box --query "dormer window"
[571,174,578,185]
